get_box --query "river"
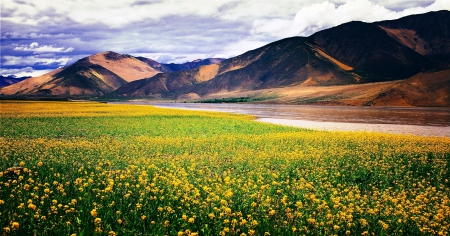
[111,102,450,137]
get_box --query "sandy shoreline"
[258,118,450,137]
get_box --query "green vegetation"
[196,96,277,103]
[1,101,450,235]
[294,95,347,105]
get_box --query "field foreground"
[1,101,450,236]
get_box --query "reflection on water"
[113,102,450,137]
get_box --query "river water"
[113,102,450,137]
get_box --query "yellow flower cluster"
[1,100,449,235]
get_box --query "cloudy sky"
[1,0,449,77]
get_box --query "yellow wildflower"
[91,209,98,217]
[11,222,19,230]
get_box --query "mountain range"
[1,10,449,106]
[0,51,224,96]
[0,75,30,88]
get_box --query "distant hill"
[135,57,225,73]
[365,70,450,107]
[0,70,63,96]
[0,75,30,87]
[161,58,225,72]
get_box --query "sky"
[1,0,449,77]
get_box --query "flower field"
[1,100,450,235]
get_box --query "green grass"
[195,95,278,104]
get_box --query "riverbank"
[112,102,450,137]
[257,118,450,137]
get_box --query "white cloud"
[220,39,268,58]
[136,53,223,64]
[285,0,450,37]
[13,42,74,53]
[2,0,448,32]
[3,55,71,66]
[0,67,52,77]
[1,0,449,69]
[1,0,232,28]
[421,0,450,11]
[0,67,33,76]
[251,19,293,39]
[0,0,318,28]
[370,0,435,10]
[218,1,310,21]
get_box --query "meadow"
[1,100,449,236]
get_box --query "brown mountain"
[30,61,128,96]
[0,51,222,97]
[85,51,161,83]
[377,10,450,59]
[310,21,432,81]
[114,37,361,98]
[0,69,63,95]
[0,51,160,96]
[114,10,450,106]
[113,63,222,97]
[365,70,450,107]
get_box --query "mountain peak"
[89,51,126,61]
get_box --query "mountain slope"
[193,38,360,96]
[85,51,161,82]
[113,63,221,97]
[28,61,128,96]
[310,21,432,81]
[377,10,450,57]
[115,38,360,98]
[365,70,450,107]
[0,69,63,95]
